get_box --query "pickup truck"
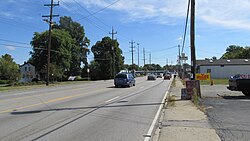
[227,74,250,96]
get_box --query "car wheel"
[133,83,135,86]
[115,85,118,88]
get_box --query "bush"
[75,76,82,81]
[32,78,39,83]
[0,80,9,84]
[13,81,46,86]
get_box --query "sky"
[1,0,250,67]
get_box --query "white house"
[19,62,37,82]
[196,59,250,79]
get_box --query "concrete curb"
[150,78,174,141]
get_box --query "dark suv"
[114,73,135,87]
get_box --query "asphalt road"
[201,85,250,141]
[0,77,171,141]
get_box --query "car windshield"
[115,73,127,78]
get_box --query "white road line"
[144,78,173,141]
[105,96,120,103]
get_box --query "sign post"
[87,68,90,81]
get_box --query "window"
[25,67,27,71]
[28,67,31,71]
[207,69,211,73]
[23,75,25,78]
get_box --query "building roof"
[19,62,34,67]
[196,59,250,66]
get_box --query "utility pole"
[129,40,135,70]
[166,58,168,70]
[149,53,151,64]
[143,48,146,67]
[178,44,181,74]
[42,0,59,86]
[190,0,196,80]
[137,43,140,67]
[109,27,117,78]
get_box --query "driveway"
[201,85,250,141]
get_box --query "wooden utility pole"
[42,0,59,86]
[129,40,135,69]
[137,43,140,67]
[190,0,196,80]
[149,53,151,64]
[143,48,146,66]
[109,27,117,78]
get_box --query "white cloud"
[63,0,250,30]
[5,46,16,51]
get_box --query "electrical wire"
[60,1,109,34]
[0,38,30,45]
[150,46,178,53]
[72,0,112,29]
[181,0,190,54]
[75,0,121,23]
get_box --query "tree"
[143,64,162,71]
[221,45,247,59]
[89,61,100,80]
[0,54,20,84]
[91,37,124,80]
[30,29,75,80]
[56,16,90,75]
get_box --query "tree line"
[3,16,249,84]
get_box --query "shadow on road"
[10,102,163,115]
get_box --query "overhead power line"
[75,0,121,22]
[61,1,109,34]
[181,0,191,54]
[0,38,30,45]
[71,0,111,29]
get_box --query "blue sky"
[1,0,250,67]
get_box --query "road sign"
[180,56,188,60]
[195,73,210,80]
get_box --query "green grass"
[199,79,228,85]
[0,81,88,92]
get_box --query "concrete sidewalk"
[155,77,221,141]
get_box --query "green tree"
[30,29,75,80]
[89,61,100,80]
[143,64,162,71]
[0,54,20,84]
[57,16,90,75]
[123,64,139,71]
[221,45,246,59]
[91,37,124,80]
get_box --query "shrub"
[0,80,8,84]
[75,76,82,81]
